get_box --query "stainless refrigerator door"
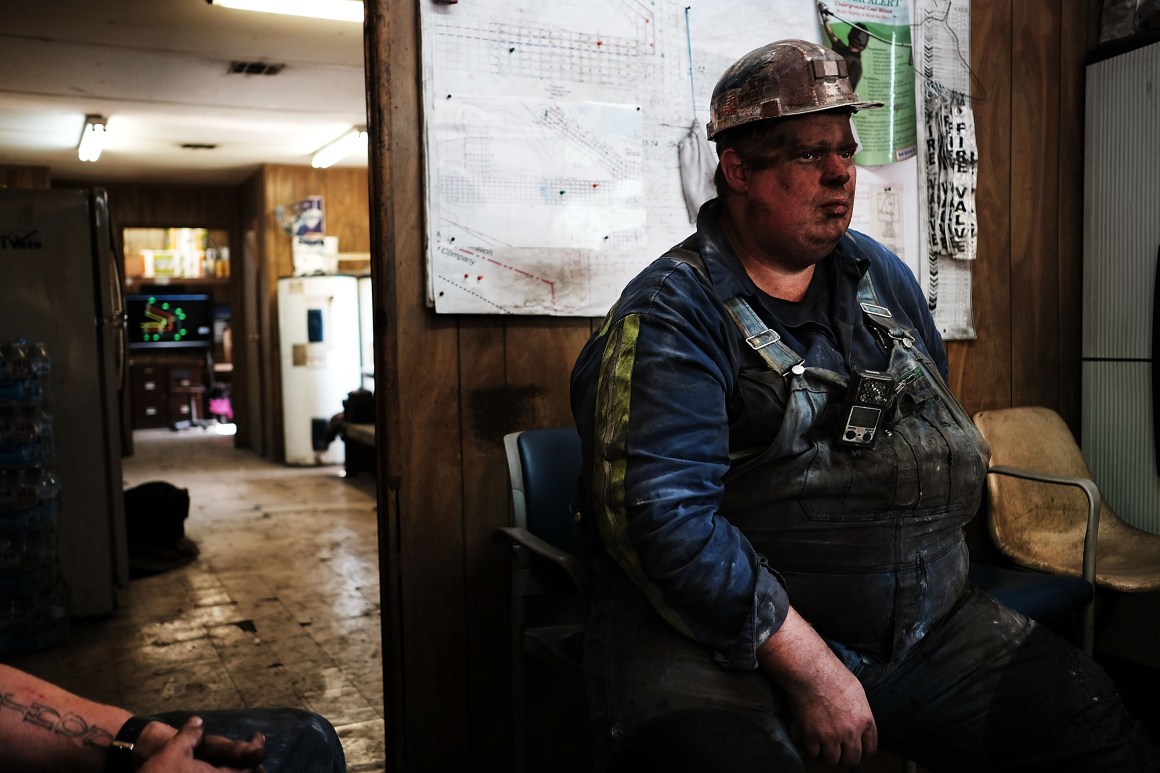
[0,188,124,616]
[1082,42,1160,527]
[1082,361,1160,531]
[1082,42,1160,362]
[1081,40,1160,673]
[91,189,130,588]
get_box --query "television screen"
[125,293,213,349]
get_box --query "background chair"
[972,405,1160,655]
[496,427,592,773]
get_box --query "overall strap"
[662,245,806,378]
[840,232,914,347]
[855,271,914,347]
[722,296,806,377]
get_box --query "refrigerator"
[1082,39,1160,528]
[1082,39,1160,667]
[0,188,129,617]
[277,274,361,465]
[358,274,374,392]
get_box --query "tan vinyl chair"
[973,406,1160,652]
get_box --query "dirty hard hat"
[706,39,884,140]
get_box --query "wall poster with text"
[817,0,917,165]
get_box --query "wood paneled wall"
[948,0,1101,428]
[366,1,1101,769]
[250,165,371,279]
[89,182,242,233]
[0,165,51,189]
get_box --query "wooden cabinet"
[129,355,208,429]
[129,362,167,428]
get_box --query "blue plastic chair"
[496,427,588,772]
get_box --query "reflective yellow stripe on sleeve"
[592,313,695,640]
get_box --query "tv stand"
[128,352,212,430]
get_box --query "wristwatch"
[106,715,155,773]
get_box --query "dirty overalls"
[584,241,1159,772]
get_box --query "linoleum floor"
[7,427,385,771]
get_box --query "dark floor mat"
[128,536,199,578]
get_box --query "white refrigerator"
[0,188,128,617]
[358,274,374,391]
[277,275,361,465]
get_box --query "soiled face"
[722,112,858,272]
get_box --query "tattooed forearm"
[1,690,115,748]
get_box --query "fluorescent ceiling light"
[206,0,363,23]
[78,115,107,163]
[311,126,368,169]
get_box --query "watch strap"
[106,715,155,773]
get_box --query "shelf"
[126,276,229,289]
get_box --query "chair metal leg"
[511,601,526,773]
[1081,596,1095,657]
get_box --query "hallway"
[6,427,385,771]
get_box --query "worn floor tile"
[6,428,385,770]
[336,718,387,773]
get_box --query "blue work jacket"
[571,200,986,669]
